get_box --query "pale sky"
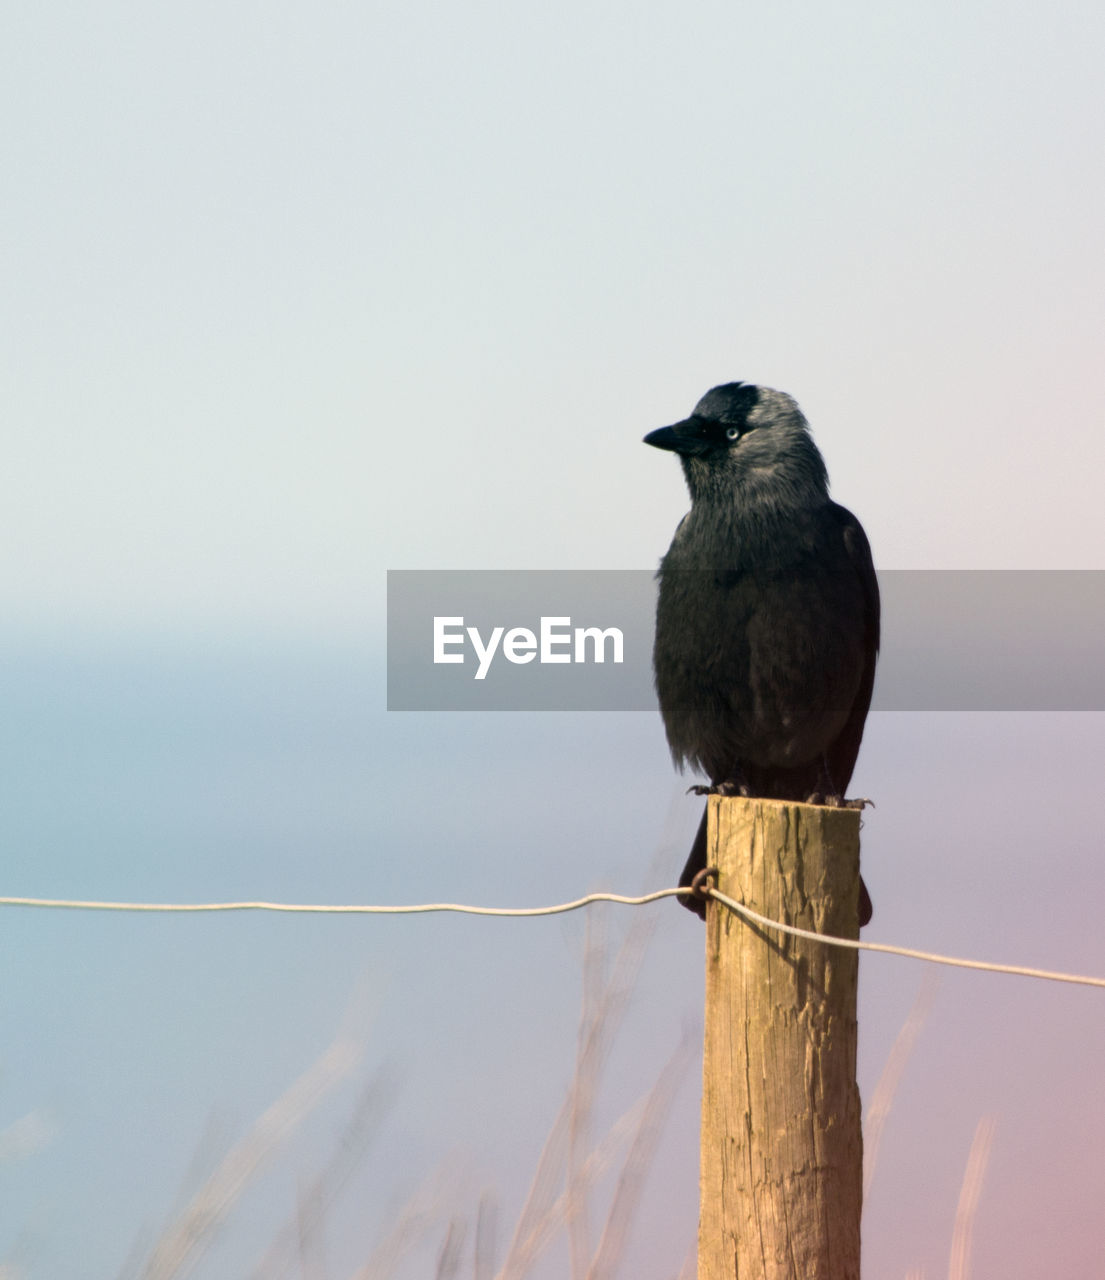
[3,1,1105,1276]
[5,0,1105,632]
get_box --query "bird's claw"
[804,792,874,810]
[686,780,749,798]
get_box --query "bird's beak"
[643,418,710,456]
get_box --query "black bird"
[645,382,879,924]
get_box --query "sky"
[3,1,1105,1276]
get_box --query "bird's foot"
[804,791,874,810]
[686,778,750,798]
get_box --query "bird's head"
[643,382,828,507]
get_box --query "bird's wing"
[826,502,880,793]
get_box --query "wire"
[2,887,1103,990]
[0,889,686,917]
[704,886,1105,990]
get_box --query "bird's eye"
[725,426,741,441]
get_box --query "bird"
[644,382,879,924]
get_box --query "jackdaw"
[645,382,879,924]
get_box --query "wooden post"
[698,796,863,1280]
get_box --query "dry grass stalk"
[864,971,940,1197]
[140,1001,370,1280]
[947,1116,997,1280]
